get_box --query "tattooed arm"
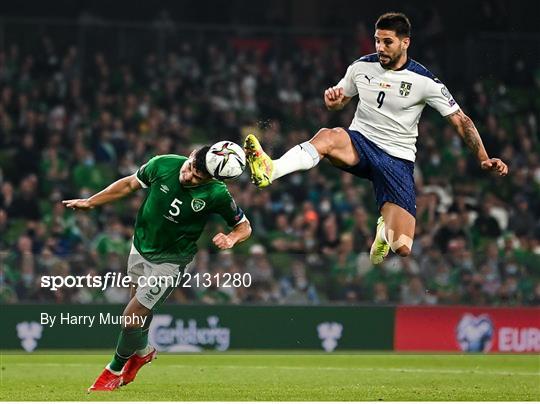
[445,109,509,176]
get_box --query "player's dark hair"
[193,145,211,177]
[375,12,411,38]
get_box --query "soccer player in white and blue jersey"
[244,12,508,265]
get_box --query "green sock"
[109,327,146,372]
[135,313,153,356]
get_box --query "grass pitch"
[0,351,538,401]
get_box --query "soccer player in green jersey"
[63,145,252,391]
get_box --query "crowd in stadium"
[1,28,539,306]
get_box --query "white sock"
[135,344,153,357]
[379,224,389,244]
[272,142,320,181]
[106,364,122,375]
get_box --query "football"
[205,141,246,180]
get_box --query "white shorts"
[127,244,191,309]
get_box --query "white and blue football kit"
[336,53,460,216]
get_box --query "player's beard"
[379,51,401,69]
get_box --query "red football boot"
[88,367,123,392]
[121,347,157,385]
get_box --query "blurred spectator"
[280,260,319,304]
[528,283,540,306]
[509,195,535,237]
[401,276,429,305]
[427,261,456,304]
[14,133,40,181]
[434,213,468,254]
[9,175,41,221]
[246,244,275,284]
[473,198,502,243]
[351,206,371,253]
[372,282,390,304]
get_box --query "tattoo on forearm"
[446,109,484,158]
[462,115,480,154]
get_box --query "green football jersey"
[133,154,245,265]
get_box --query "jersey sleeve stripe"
[234,214,248,226]
[352,53,379,64]
[135,173,149,188]
[406,59,441,83]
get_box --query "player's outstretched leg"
[244,133,320,188]
[244,128,357,188]
[370,202,415,264]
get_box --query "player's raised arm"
[324,86,351,111]
[62,174,142,210]
[445,109,508,176]
[324,63,357,111]
[212,218,252,250]
[212,188,252,249]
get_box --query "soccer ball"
[205,141,246,180]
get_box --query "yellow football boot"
[370,216,390,265]
[243,134,274,188]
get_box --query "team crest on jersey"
[441,86,451,99]
[191,198,206,212]
[399,81,413,96]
